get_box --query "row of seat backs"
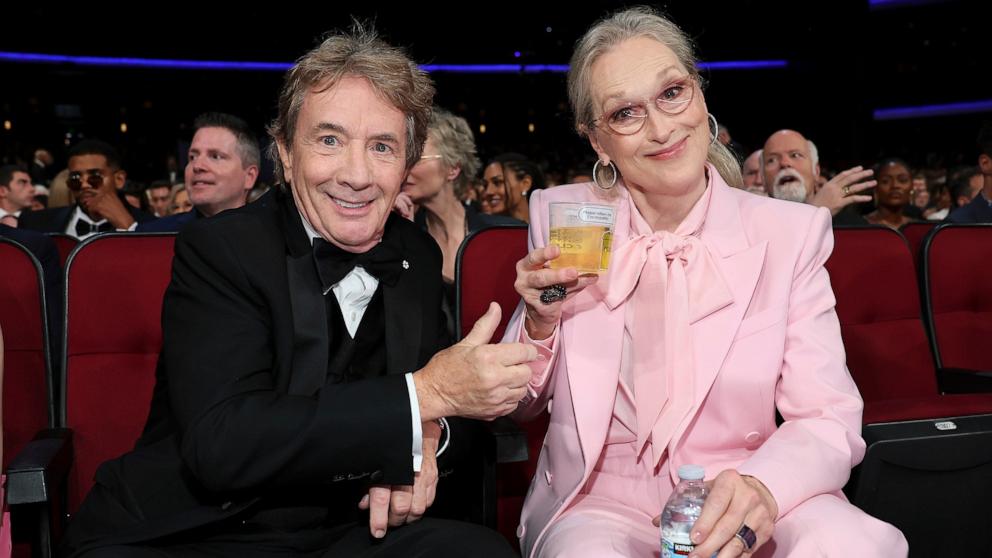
[0,233,175,513]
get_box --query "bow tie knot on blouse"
[603,188,733,467]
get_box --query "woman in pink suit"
[505,7,908,558]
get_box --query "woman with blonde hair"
[506,7,907,557]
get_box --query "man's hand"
[414,303,537,422]
[810,166,875,216]
[393,192,416,221]
[358,421,441,538]
[79,189,136,229]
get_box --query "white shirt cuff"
[122,222,138,232]
[405,373,424,472]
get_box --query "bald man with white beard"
[762,129,876,225]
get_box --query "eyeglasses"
[67,170,106,192]
[591,75,696,136]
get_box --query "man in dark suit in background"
[19,140,153,239]
[138,112,260,232]
[62,24,532,557]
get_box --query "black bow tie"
[75,219,114,237]
[312,235,406,292]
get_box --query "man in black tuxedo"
[19,140,153,239]
[62,25,532,558]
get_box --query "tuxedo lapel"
[280,191,331,396]
[383,218,422,375]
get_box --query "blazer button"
[221,501,233,510]
[516,524,526,538]
[744,432,762,447]
[547,398,553,414]
[545,470,553,485]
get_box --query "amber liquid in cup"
[548,203,616,274]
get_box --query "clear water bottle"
[661,464,707,558]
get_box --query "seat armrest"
[937,368,992,394]
[5,428,73,505]
[484,417,528,464]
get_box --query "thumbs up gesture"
[414,302,538,421]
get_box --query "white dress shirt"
[65,206,138,240]
[300,213,446,473]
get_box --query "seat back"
[0,239,53,469]
[826,227,938,404]
[922,224,992,371]
[48,234,78,269]
[62,233,175,512]
[899,221,936,271]
[455,225,549,542]
[455,225,529,342]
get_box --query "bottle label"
[661,535,695,557]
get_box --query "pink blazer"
[506,170,865,557]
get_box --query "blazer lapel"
[666,177,767,473]
[565,190,632,466]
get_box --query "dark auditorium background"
[1,0,988,183]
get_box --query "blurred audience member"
[31,185,49,211]
[925,183,952,220]
[19,140,153,239]
[864,158,919,229]
[146,180,173,217]
[500,156,546,223]
[29,148,55,186]
[480,152,523,215]
[138,112,260,232]
[47,169,72,208]
[741,149,766,196]
[948,124,991,222]
[0,165,34,226]
[169,184,193,214]
[763,129,876,226]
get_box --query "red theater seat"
[60,233,176,513]
[922,224,992,383]
[455,225,544,547]
[0,239,53,470]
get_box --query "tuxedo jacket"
[18,198,153,234]
[63,188,453,554]
[135,209,199,233]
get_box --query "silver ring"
[539,284,567,304]
[735,524,757,552]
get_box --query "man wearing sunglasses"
[19,139,153,239]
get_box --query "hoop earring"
[708,113,719,145]
[592,159,618,190]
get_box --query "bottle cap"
[678,464,705,481]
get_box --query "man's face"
[147,186,172,217]
[763,131,817,202]
[67,154,124,207]
[742,151,764,189]
[185,127,258,217]
[1,171,35,211]
[277,76,408,253]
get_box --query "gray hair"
[266,22,435,183]
[428,108,481,199]
[807,139,820,169]
[566,6,742,187]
